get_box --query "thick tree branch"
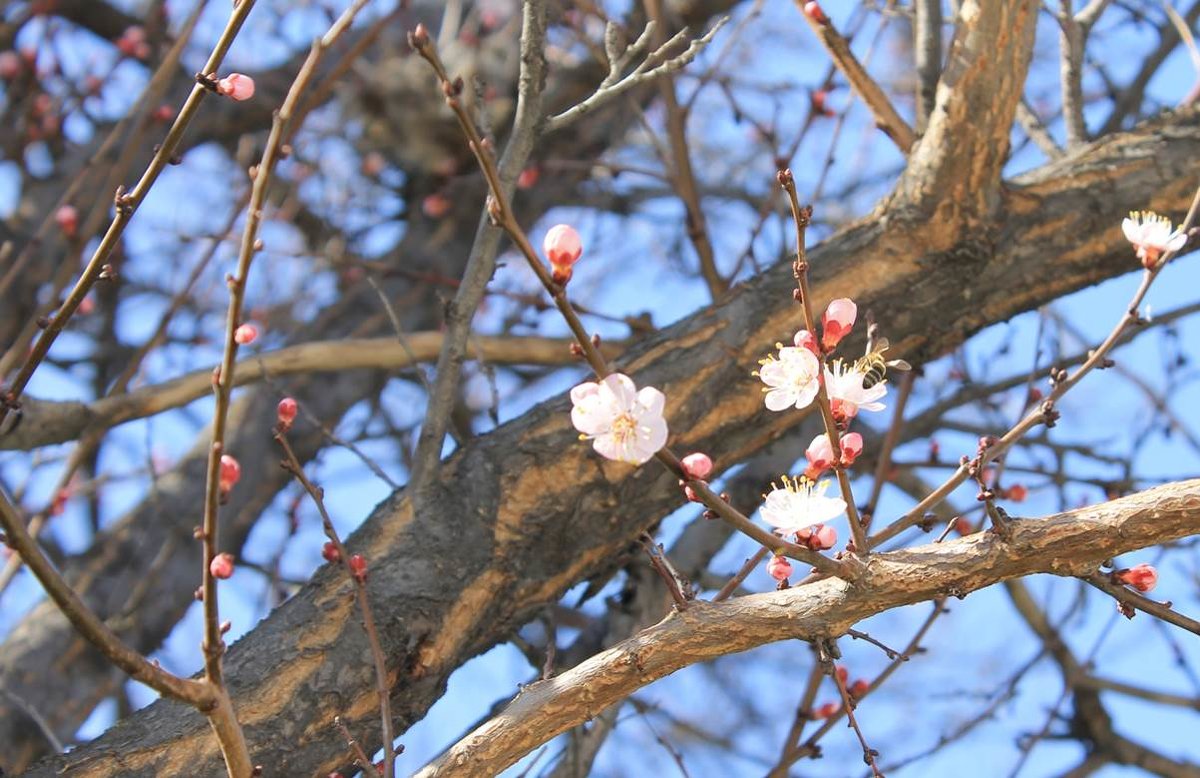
[24,107,1200,777]
[418,480,1200,776]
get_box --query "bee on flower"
[1122,211,1187,269]
[825,358,888,422]
[570,373,668,465]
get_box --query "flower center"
[611,412,638,442]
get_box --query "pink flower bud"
[210,552,235,579]
[811,89,834,117]
[422,193,451,219]
[805,434,835,477]
[234,323,258,345]
[812,524,837,550]
[812,701,839,719]
[766,555,793,581]
[1115,563,1157,593]
[517,166,539,189]
[55,205,78,237]
[821,298,857,351]
[792,329,820,355]
[217,73,255,101]
[0,51,22,80]
[840,432,863,466]
[277,397,298,429]
[152,104,175,122]
[804,1,829,24]
[849,679,870,698]
[543,224,583,268]
[349,554,368,583]
[219,454,241,492]
[321,541,341,563]
[953,516,972,536]
[361,151,385,177]
[1005,483,1028,502]
[116,26,147,58]
[835,665,849,684]
[681,452,713,480]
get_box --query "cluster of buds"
[544,224,583,285]
[804,431,863,479]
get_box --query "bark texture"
[23,105,1200,777]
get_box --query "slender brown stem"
[824,641,883,777]
[779,171,867,553]
[869,181,1200,549]
[1082,572,1200,636]
[411,34,859,583]
[277,432,397,775]
[0,0,258,427]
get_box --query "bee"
[854,337,910,389]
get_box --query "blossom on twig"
[570,373,668,465]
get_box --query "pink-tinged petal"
[571,405,610,436]
[592,434,624,462]
[570,381,600,405]
[631,417,668,463]
[635,385,666,417]
[600,373,638,409]
[764,388,797,412]
[1167,232,1188,251]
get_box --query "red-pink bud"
[805,434,835,477]
[321,541,341,563]
[812,524,837,550]
[0,51,22,80]
[766,555,792,581]
[820,298,857,351]
[551,264,573,286]
[681,452,713,480]
[1005,483,1028,502]
[804,1,829,24]
[1115,563,1157,593]
[210,552,235,579]
[953,516,972,536]
[839,432,863,466]
[835,665,849,684]
[234,323,258,345]
[683,480,706,502]
[517,166,539,189]
[812,701,839,719]
[849,679,870,697]
[422,193,451,219]
[792,329,819,355]
[543,224,583,268]
[277,397,298,429]
[349,554,368,582]
[152,104,175,122]
[811,89,834,117]
[55,205,78,237]
[217,73,255,101]
[117,26,149,59]
[219,454,241,492]
[830,397,856,424]
[77,296,95,315]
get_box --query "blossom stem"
[415,36,860,583]
[779,170,867,553]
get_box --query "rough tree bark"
[23,103,1200,776]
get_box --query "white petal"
[600,373,637,409]
[759,361,787,386]
[592,433,623,462]
[1167,231,1188,251]
[635,386,666,418]
[571,404,611,436]
[759,490,795,529]
[764,388,796,412]
[1122,218,1140,244]
[792,379,819,410]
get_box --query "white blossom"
[759,476,847,535]
[825,359,887,419]
[1122,211,1186,266]
[757,345,821,412]
[570,373,668,464]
